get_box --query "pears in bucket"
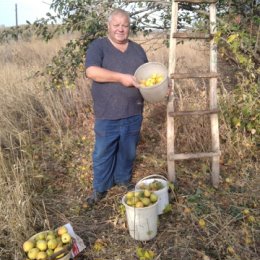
[138,180,164,191]
[139,73,164,88]
[134,62,169,103]
[124,190,158,208]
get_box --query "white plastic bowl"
[134,62,169,103]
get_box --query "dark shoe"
[86,190,107,206]
[117,182,135,191]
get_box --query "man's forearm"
[86,66,123,83]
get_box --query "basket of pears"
[22,225,72,260]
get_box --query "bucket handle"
[136,174,168,185]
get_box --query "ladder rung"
[171,72,219,79]
[173,32,213,39]
[169,109,219,117]
[169,151,220,160]
[174,0,217,3]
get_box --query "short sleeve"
[85,39,104,68]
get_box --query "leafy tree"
[214,0,259,137]
[28,0,173,89]
[33,0,260,91]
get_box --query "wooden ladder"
[167,0,220,188]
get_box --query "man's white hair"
[108,8,130,24]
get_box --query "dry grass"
[0,34,259,260]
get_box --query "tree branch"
[124,0,170,5]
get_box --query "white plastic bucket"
[136,174,169,215]
[134,62,169,103]
[122,195,158,241]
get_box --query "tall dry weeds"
[0,37,81,259]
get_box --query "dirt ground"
[38,99,259,260]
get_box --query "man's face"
[108,14,130,44]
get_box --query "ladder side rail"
[167,1,178,183]
[209,3,220,187]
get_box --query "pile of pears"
[138,180,164,191]
[124,190,158,208]
[139,73,164,87]
[22,225,72,260]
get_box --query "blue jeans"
[92,115,143,193]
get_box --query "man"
[85,8,148,205]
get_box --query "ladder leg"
[167,96,176,182]
[210,3,220,188]
[167,161,176,183]
[212,154,220,188]
[167,1,178,183]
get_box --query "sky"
[0,0,53,27]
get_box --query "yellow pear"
[57,226,68,236]
[61,233,71,244]
[47,238,58,249]
[144,189,151,197]
[46,248,54,256]
[27,248,40,260]
[36,239,47,251]
[150,193,158,203]
[141,197,151,206]
[35,233,45,241]
[36,251,47,260]
[126,191,134,199]
[198,219,206,228]
[139,183,148,190]
[54,246,65,258]
[135,201,144,208]
[126,197,134,206]
[46,233,56,241]
[23,240,35,252]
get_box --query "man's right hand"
[119,74,140,88]
[86,66,140,88]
